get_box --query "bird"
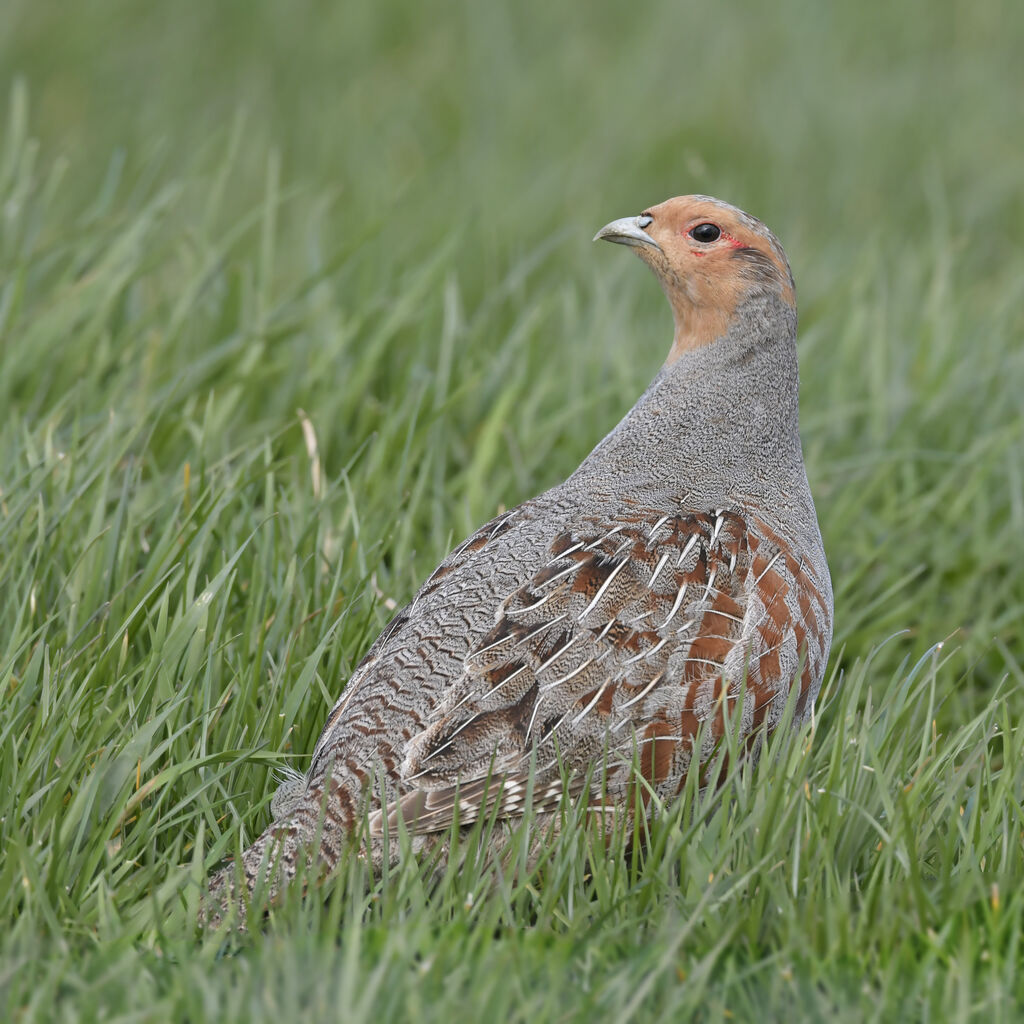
[203,194,833,928]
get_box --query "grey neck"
[571,293,808,509]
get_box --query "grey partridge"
[204,195,833,927]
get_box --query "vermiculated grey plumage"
[203,195,833,928]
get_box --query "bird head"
[594,195,795,363]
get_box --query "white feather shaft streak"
[710,512,725,546]
[539,650,608,692]
[534,632,583,674]
[648,514,671,539]
[676,533,699,566]
[585,524,624,549]
[577,557,631,621]
[657,582,688,629]
[622,635,668,665]
[647,551,671,589]
[572,677,616,725]
[754,549,784,584]
[618,671,665,709]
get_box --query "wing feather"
[376,505,828,835]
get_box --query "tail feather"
[201,772,372,930]
[201,818,308,930]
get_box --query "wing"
[307,507,525,780]
[371,504,831,836]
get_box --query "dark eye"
[689,223,721,243]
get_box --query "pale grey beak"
[593,214,661,252]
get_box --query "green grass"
[2,0,1023,1019]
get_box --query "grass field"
[2,0,1023,1019]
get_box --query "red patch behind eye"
[686,223,746,254]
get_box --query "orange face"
[595,195,795,362]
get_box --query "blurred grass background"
[1,0,1023,1020]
